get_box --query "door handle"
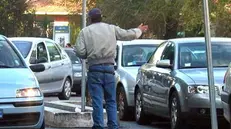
[47,66,51,69]
[61,63,64,65]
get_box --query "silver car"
[0,35,45,129]
[64,48,87,95]
[115,39,164,120]
[221,63,231,124]
[135,37,230,129]
[9,37,73,100]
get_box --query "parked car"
[0,35,45,129]
[135,37,231,129]
[114,39,164,120]
[64,47,87,95]
[8,37,73,100]
[222,63,231,124]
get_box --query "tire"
[170,92,185,129]
[135,89,151,125]
[40,119,45,129]
[117,86,131,120]
[58,78,72,100]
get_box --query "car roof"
[8,37,54,43]
[169,37,231,44]
[117,39,165,46]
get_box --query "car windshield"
[11,41,32,58]
[179,42,231,68]
[0,37,25,68]
[65,49,81,64]
[122,44,157,67]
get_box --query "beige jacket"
[75,22,142,66]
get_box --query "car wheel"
[40,119,45,129]
[170,92,185,129]
[117,86,130,120]
[135,89,151,125]
[58,78,71,100]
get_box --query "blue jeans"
[88,64,118,129]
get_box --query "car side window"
[29,45,37,64]
[37,42,48,63]
[46,41,62,62]
[148,42,168,64]
[161,42,175,65]
[54,43,66,59]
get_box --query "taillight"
[223,70,229,84]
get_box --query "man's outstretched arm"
[114,23,148,41]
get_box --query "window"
[29,46,37,64]
[65,49,81,64]
[37,42,48,63]
[122,44,158,67]
[46,42,61,61]
[161,42,175,64]
[0,37,25,68]
[148,42,168,64]
[178,42,231,68]
[11,41,32,58]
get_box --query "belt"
[92,63,114,66]
[88,69,115,75]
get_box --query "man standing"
[75,8,148,129]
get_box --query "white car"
[222,62,231,124]
[115,39,164,120]
[9,37,73,100]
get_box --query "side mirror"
[30,64,46,72]
[156,59,172,69]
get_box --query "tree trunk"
[164,18,178,39]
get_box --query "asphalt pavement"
[44,94,229,129]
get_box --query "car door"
[46,40,67,90]
[30,42,52,92]
[153,42,175,114]
[141,42,167,111]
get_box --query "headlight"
[188,85,219,94]
[16,88,41,98]
[74,72,82,77]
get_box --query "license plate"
[0,110,3,119]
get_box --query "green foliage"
[0,0,36,37]
[70,22,81,45]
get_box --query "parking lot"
[44,95,229,129]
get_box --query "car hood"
[179,68,227,86]
[0,69,38,98]
[123,67,139,79]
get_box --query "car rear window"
[65,49,81,64]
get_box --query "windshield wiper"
[127,65,141,67]
[214,66,228,67]
[0,65,13,68]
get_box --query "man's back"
[82,22,117,65]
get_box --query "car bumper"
[181,94,224,123]
[221,91,230,122]
[0,97,44,129]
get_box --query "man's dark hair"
[90,16,102,23]
[66,43,71,47]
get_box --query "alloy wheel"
[135,92,142,121]
[171,97,178,128]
